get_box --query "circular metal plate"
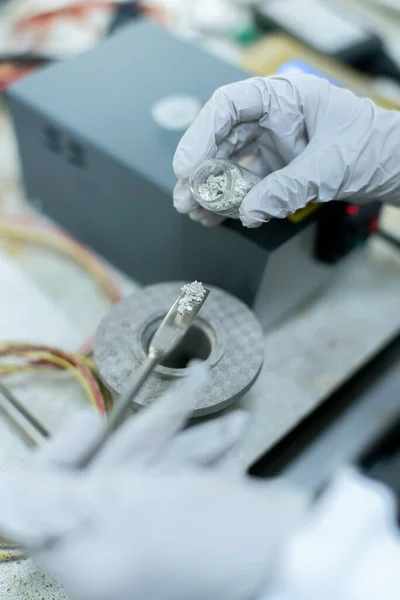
[95,283,264,416]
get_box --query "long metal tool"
[0,382,49,447]
[76,286,210,468]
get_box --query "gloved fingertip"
[187,358,203,366]
[147,360,210,420]
[56,409,104,438]
[240,216,266,229]
[35,409,104,468]
[184,360,210,392]
[199,213,225,227]
[189,207,205,221]
[187,207,223,227]
[240,170,299,225]
[199,218,213,227]
[220,410,249,442]
[239,209,272,228]
[172,148,190,180]
[239,188,273,227]
[173,180,197,214]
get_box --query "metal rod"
[0,382,49,447]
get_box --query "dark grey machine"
[6,19,363,328]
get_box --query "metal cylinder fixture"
[94,283,264,416]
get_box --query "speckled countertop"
[0,91,400,598]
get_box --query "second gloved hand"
[0,364,309,600]
[173,75,400,227]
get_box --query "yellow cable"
[0,356,111,411]
[0,352,98,412]
[0,551,25,563]
[0,222,120,302]
[0,345,109,411]
[38,353,98,411]
[74,355,98,370]
[0,344,95,367]
[0,365,30,375]
[0,354,96,373]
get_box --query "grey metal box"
[6,19,333,328]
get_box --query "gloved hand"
[265,468,400,600]
[173,75,400,227]
[0,364,309,600]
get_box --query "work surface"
[1,118,400,599]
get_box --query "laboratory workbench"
[2,221,400,600]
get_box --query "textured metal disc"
[94,282,264,416]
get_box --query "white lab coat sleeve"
[260,467,400,600]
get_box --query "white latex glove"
[264,468,400,600]
[173,75,400,227]
[0,363,309,600]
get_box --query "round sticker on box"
[151,95,202,132]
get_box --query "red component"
[368,217,379,234]
[0,64,38,92]
[346,204,360,216]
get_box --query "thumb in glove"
[240,143,347,227]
